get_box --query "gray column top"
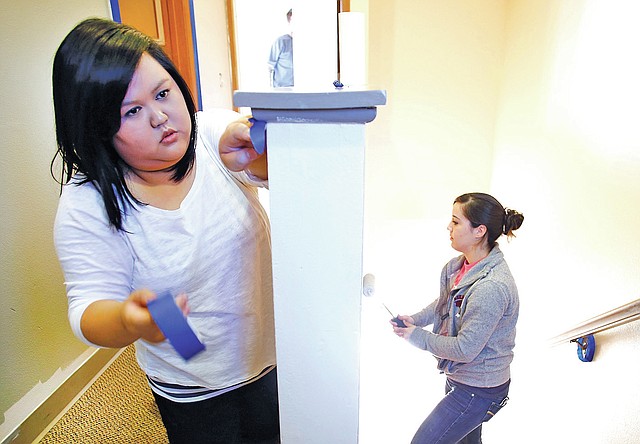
[233,88,387,124]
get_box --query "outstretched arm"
[80,290,188,348]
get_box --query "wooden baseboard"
[2,348,120,444]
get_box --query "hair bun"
[503,208,524,236]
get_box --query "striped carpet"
[39,345,168,443]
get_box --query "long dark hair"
[51,18,198,231]
[455,193,524,247]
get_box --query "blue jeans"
[411,378,510,444]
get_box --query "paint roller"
[362,273,406,328]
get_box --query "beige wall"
[366,0,507,222]
[362,1,640,443]
[492,1,640,442]
[192,0,233,111]
[0,0,110,432]
[2,0,639,442]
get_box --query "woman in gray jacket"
[392,193,524,444]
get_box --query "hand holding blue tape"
[248,118,267,155]
[147,293,206,360]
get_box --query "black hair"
[454,193,524,247]
[51,17,197,231]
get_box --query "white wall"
[490,1,640,442]
[361,1,640,443]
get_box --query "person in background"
[267,8,294,88]
[391,193,524,444]
[52,17,278,444]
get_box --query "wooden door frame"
[225,0,240,100]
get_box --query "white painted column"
[234,90,386,444]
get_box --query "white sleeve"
[53,184,134,347]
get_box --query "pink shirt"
[439,259,481,336]
[454,259,481,288]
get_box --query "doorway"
[229,0,346,100]
[230,0,294,92]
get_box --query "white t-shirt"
[54,109,275,391]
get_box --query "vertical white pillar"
[234,90,386,444]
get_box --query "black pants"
[152,368,280,444]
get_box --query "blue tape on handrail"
[248,118,266,155]
[147,293,206,361]
[575,335,596,362]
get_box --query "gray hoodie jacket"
[408,245,519,388]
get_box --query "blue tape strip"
[147,293,206,360]
[248,118,267,155]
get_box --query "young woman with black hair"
[392,193,524,444]
[52,18,278,443]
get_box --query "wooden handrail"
[549,298,640,345]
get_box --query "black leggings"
[152,369,280,444]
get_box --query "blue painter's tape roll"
[248,118,267,155]
[147,293,206,360]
